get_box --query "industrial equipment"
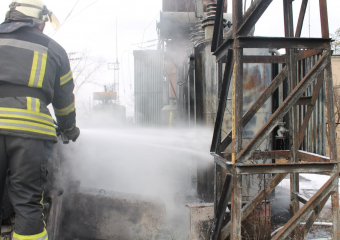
[2,0,339,239]
[134,0,339,239]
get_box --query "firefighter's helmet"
[9,0,60,30]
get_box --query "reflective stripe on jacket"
[0,97,56,141]
[0,21,76,141]
[13,228,48,240]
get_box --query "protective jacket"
[0,19,76,142]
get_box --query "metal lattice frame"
[210,0,340,239]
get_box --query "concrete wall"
[332,55,340,86]
[332,55,340,157]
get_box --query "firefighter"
[0,0,80,239]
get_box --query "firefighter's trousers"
[0,135,54,239]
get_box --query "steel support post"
[209,0,338,239]
[231,23,243,163]
[325,63,338,160]
[283,0,300,236]
[332,182,340,240]
[231,174,242,240]
[230,0,243,239]
[319,0,330,39]
[319,0,338,161]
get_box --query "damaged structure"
[1,0,339,239]
[135,0,340,239]
[209,0,339,239]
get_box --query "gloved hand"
[64,126,80,142]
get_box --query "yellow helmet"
[9,0,60,30]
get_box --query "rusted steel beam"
[230,0,243,238]
[295,49,322,61]
[301,192,331,238]
[297,150,331,163]
[283,4,300,236]
[213,154,233,173]
[211,49,234,153]
[220,173,288,239]
[295,0,308,37]
[220,67,288,152]
[238,0,273,37]
[236,51,331,163]
[298,73,324,148]
[211,0,225,52]
[293,192,309,204]
[283,0,294,37]
[231,53,243,161]
[272,172,338,240]
[250,150,290,160]
[237,37,331,49]
[223,150,291,161]
[235,162,336,175]
[211,175,232,240]
[243,55,286,63]
[296,96,312,106]
[325,62,338,160]
[332,185,340,240]
[231,175,242,240]
[220,0,272,43]
[220,0,272,40]
[319,0,330,38]
[287,1,302,233]
[214,39,234,62]
[231,48,243,164]
[222,150,332,163]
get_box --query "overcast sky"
[0,0,339,118]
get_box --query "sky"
[0,0,339,118]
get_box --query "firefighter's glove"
[64,126,80,142]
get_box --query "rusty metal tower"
[210,0,339,239]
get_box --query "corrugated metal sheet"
[299,54,326,155]
[134,50,163,126]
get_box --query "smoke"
[57,123,213,237]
